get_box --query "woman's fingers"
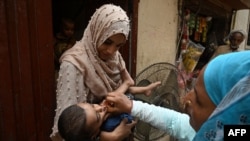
[105,93,133,113]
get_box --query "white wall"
[136,0,179,73]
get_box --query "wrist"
[99,132,112,141]
[99,131,125,141]
[101,132,120,141]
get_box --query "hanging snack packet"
[182,41,205,73]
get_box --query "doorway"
[51,0,138,77]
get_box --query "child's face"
[77,103,109,139]
[62,22,74,38]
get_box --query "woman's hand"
[105,92,133,114]
[99,118,137,141]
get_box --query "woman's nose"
[106,46,117,55]
[231,39,242,45]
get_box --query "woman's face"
[97,33,126,61]
[78,103,109,139]
[182,68,216,131]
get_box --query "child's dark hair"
[58,104,93,141]
[59,17,75,35]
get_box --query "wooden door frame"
[0,0,55,140]
[129,0,139,78]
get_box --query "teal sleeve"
[131,100,195,141]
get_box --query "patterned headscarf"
[60,4,130,102]
[194,51,250,140]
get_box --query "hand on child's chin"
[101,100,117,114]
[101,100,114,108]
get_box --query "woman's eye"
[103,39,112,45]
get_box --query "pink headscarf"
[60,4,130,101]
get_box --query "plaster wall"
[136,0,179,73]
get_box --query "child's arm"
[115,68,160,97]
[128,81,161,96]
[115,69,135,93]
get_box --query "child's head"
[58,103,108,141]
[60,18,75,39]
[58,102,133,141]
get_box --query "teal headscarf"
[193,51,250,141]
[204,51,250,106]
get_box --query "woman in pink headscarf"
[50,4,136,141]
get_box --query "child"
[54,18,76,71]
[58,81,161,141]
